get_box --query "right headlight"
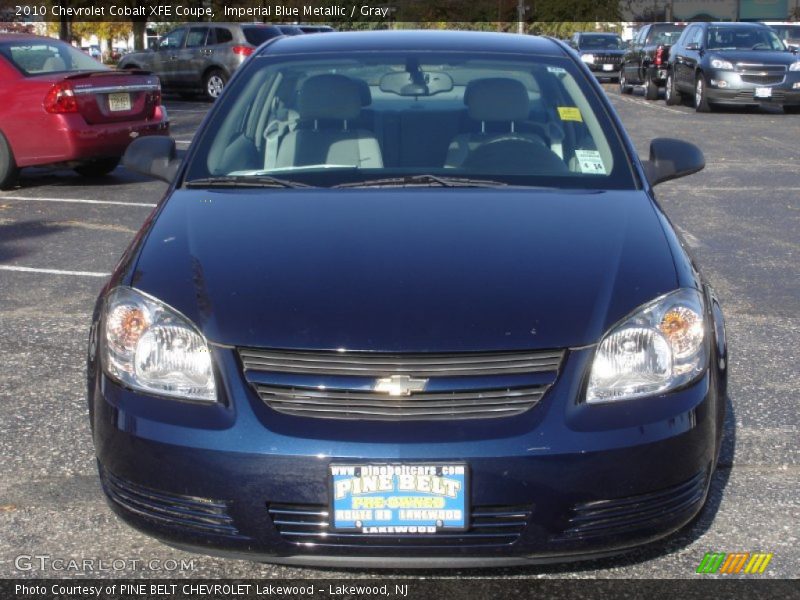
[710,58,734,70]
[586,289,707,404]
[102,286,216,403]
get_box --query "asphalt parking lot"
[0,87,798,580]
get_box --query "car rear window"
[242,27,283,46]
[0,41,109,76]
[186,51,636,190]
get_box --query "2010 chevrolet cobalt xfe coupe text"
[87,31,727,567]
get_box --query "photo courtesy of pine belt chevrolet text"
[86,30,728,567]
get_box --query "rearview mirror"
[123,136,181,183]
[379,70,454,96]
[643,138,704,186]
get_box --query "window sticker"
[547,66,566,75]
[575,149,607,175]
[557,106,583,122]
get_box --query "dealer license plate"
[602,64,615,71]
[754,87,772,99]
[108,92,131,111]
[330,463,468,533]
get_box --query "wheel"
[74,157,120,178]
[694,73,712,113]
[644,76,659,100]
[619,68,633,94]
[203,69,227,101]
[784,105,800,114]
[665,71,681,106]
[0,131,19,190]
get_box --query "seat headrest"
[464,78,530,122]
[297,74,362,121]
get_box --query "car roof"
[0,33,61,43]
[257,30,566,57]
[703,21,771,28]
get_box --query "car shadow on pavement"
[0,220,70,263]
[10,168,156,190]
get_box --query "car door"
[151,28,186,87]
[177,26,210,87]
[632,26,650,83]
[673,26,697,90]
[625,26,646,82]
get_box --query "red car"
[0,34,169,189]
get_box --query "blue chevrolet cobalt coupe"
[87,31,727,567]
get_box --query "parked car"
[668,22,800,112]
[0,34,168,189]
[118,23,296,101]
[568,32,625,81]
[620,22,687,100]
[89,30,726,567]
[767,23,800,51]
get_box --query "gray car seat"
[274,74,383,169]
[445,78,565,174]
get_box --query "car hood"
[130,188,678,352]
[708,50,798,65]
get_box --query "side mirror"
[123,136,181,183]
[685,42,701,51]
[643,138,704,186]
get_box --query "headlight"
[710,59,734,70]
[581,53,595,64]
[103,287,216,402]
[586,289,707,403]
[789,62,800,71]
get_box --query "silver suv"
[118,23,303,100]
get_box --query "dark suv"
[620,23,686,100]
[569,32,625,81]
[118,23,303,101]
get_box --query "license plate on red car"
[330,463,468,533]
[108,92,131,111]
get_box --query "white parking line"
[613,94,687,115]
[0,265,109,277]
[0,195,156,207]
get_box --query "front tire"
[644,76,659,100]
[695,73,712,113]
[0,131,19,190]
[665,72,681,105]
[203,69,227,101]
[74,157,120,178]
[619,68,633,94]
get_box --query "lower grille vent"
[269,503,530,547]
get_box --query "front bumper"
[89,346,722,566]
[705,69,800,106]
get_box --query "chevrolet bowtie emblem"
[373,375,429,396]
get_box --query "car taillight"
[232,45,254,57]
[44,82,77,113]
[655,46,664,67]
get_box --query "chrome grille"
[269,503,530,547]
[552,469,708,541]
[741,74,784,85]
[239,348,564,377]
[101,469,245,539]
[591,53,623,64]
[737,64,786,86]
[254,384,548,420]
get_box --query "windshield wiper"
[185,175,312,189]
[334,174,508,189]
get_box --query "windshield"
[579,35,623,50]
[707,27,786,51]
[185,51,635,189]
[771,25,800,40]
[0,40,109,76]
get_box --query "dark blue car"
[87,30,727,567]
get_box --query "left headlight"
[102,286,216,402]
[789,61,800,71]
[586,289,707,404]
[581,53,595,64]
[710,58,734,70]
